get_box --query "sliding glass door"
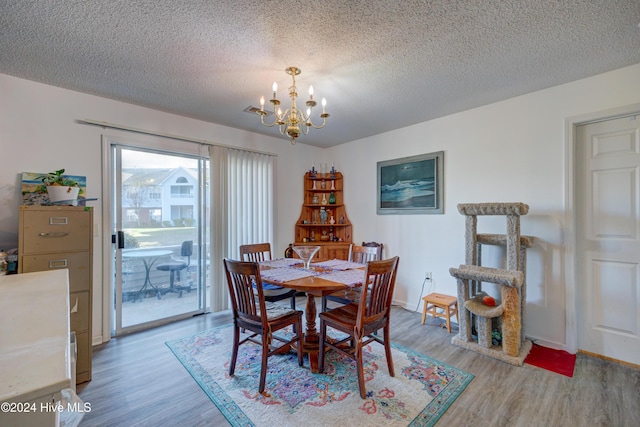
[110,145,209,335]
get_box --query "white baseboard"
[525,335,570,353]
[92,334,104,346]
[392,298,422,313]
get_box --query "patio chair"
[156,240,193,297]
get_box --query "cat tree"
[449,202,534,365]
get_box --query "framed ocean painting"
[377,151,444,215]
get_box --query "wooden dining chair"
[349,243,383,263]
[361,241,384,256]
[240,243,297,309]
[318,256,399,398]
[223,258,304,394]
[321,243,383,311]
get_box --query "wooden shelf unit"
[294,171,352,260]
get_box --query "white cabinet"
[0,269,73,427]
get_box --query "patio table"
[123,249,172,300]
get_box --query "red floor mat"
[525,343,576,377]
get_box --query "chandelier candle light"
[257,66,329,144]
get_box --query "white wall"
[0,73,325,344]
[2,63,639,351]
[328,63,640,349]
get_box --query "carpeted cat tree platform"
[450,202,533,366]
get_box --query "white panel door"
[576,115,640,365]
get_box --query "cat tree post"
[450,202,533,366]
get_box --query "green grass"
[124,227,198,248]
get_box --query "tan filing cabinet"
[19,205,93,384]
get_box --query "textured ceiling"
[2,1,639,148]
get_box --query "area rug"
[166,325,473,427]
[524,343,576,377]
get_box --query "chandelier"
[256,66,329,144]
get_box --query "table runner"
[316,269,364,287]
[312,259,365,270]
[259,267,318,283]
[259,258,303,268]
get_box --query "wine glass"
[292,245,321,270]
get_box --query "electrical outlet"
[425,272,432,281]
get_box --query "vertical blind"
[209,145,275,311]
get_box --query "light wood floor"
[78,301,640,426]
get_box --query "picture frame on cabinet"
[376,151,444,215]
[20,171,87,206]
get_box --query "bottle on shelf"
[320,207,328,224]
[284,244,294,258]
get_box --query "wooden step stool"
[421,293,458,333]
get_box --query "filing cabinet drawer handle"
[49,216,69,225]
[48,259,68,269]
[38,232,70,238]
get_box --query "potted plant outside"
[39,169,81,204]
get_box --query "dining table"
[259,258,365,373]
